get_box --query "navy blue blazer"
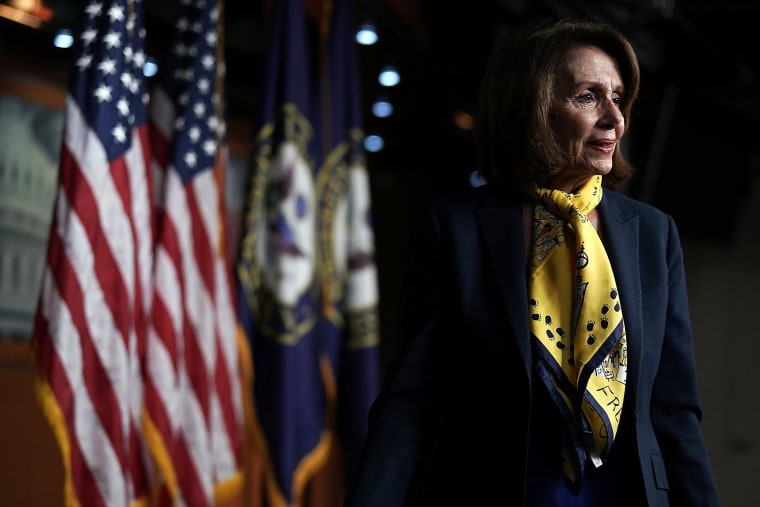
[345,183,720,506]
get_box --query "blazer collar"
[473,187,532,380]
[473,187,644,387]
[598,193,643,394]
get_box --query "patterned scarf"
[524,175,627,490]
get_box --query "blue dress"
[525,370,634,506]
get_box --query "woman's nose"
[600,99,624,128]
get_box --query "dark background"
[1,0,758,360]
[3,0,758,238]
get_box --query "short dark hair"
[475,18,640,189]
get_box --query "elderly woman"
[345,18,720,507]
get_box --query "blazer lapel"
[470,188,644,388]
[599,193,643,402]
[474,189,532,380]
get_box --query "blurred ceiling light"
[10,0,37,8]
[378,67,400,87]
[0,0,53,28]
[53,28,73,48]
[364,134,385,152]
[371,99,393,118]
[356,23,378,45]
[143,58,159,77]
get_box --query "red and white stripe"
[145,87,243,506]
[35,96,153,506]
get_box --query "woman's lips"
[589,139,616,153]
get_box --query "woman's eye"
[575,93,596,105]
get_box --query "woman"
[345,18,720,506]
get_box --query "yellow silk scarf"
[524,174,627,488]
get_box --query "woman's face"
[550,44,625,188]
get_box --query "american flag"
[145,0,245,505]
[32,0,154,505]
[33,0,245,505]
